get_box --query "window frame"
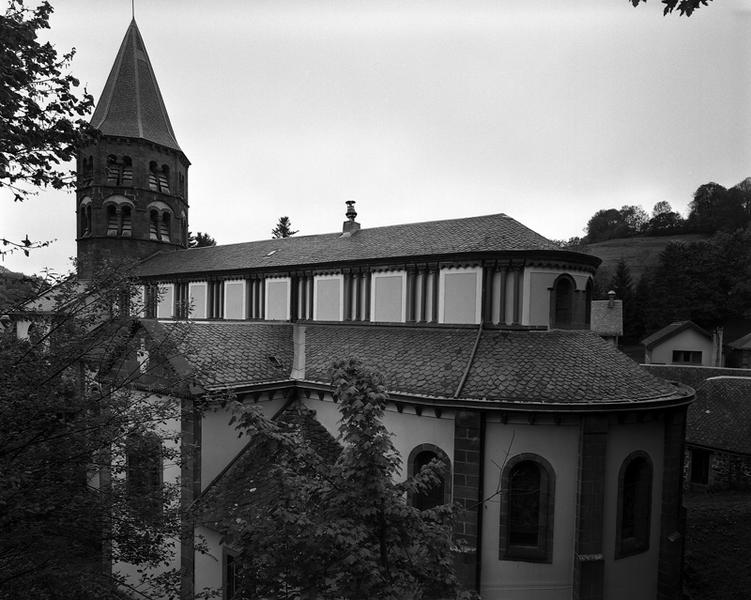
[407,443,452,509]
[265,276,292,321]
[499,453,556,563]
[615,450,653,559]
[188,281,209,320]
[223,280,247,320]
[671,350,702,365]
[313,274,344,322]
[438,266,483,325]
[370,270,407,323]
[156,283,175,319]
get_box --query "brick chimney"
[342,200,360,236]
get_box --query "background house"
[642,321,715,367]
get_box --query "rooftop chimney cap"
[341,200,360,236]
[608,290,616,308]
[345,200,357,222]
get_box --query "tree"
[608,258,643,343]
[188,231,216,248]
[630,0,714,17]
[640,230,751,333]
[1,1,94,202]
[271,216,298,239]
[585,205,646,242]
[219,359,472,600]
[647,201,684,235]
[0,264,194,600]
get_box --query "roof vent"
[608,290,616,308]
[341,200,360,236]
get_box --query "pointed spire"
[90,20,182,152]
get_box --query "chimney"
[608,290,616,308]
[342,200,360,235]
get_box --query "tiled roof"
[728,331,751,351]
[304,325,683,405]
[642,364,751,394]
[590,300,623,337]
[641,320,712,349]
[197,407,341,530]
[145,321,293,389]
[686,377,751,455]
[136,213,571,277]
[90,20,182,152]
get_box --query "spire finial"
[131,0,135,20]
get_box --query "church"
[75,19,693,600]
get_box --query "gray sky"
[4,0,751,276]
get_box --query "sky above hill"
[3,0,751,276]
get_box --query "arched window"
[121,205,132,237]
[81,155,94,185]
[160,212,171,242]
[126,432,163,517]
[79,197,92,237]
[149,162,170,193]
[500,454,555,562]
[148,161,159,191]
[106,154,119,185]
[616,451,652,558]
[407,444,451,510]
[149,210,160,240]
[121,156,133,186]
[178,172,185,198]
[551,274,575,329]
[106,204,119,236]
[159,164,170,194]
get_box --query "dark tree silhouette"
[271,216,298,239]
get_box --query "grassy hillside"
[579,233,710,283]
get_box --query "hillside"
[579,233,710,283]
[0,266,41,312]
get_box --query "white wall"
[301,394,454,481]
[602,420,665,600]
[114,393,182,593]
[200,393,288,490]
[481,418,580,600]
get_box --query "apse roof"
[90,20,182,152]
[148,320,688,407]
[137,213,588,277]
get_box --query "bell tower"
[76,19,190,279]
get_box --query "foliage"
[0,264,191,600]
[271,216,299,239]
[0,265,44,311]
[630,0,713,17]
[647,201,685,235]
[221,359,472,600]
[1,0,94,202]
[639,230,751,333]
[585,205,647,242]
[188,231,216,248]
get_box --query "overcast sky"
[4,0,751,276]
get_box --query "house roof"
[303,325,683,406]
[643,364,751,393]
[137,213,592,277]
[641,320,712,350]
[90,20,182,152]
[686,377,751,455]
[590,300,623,337]
[728,331,751,351]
